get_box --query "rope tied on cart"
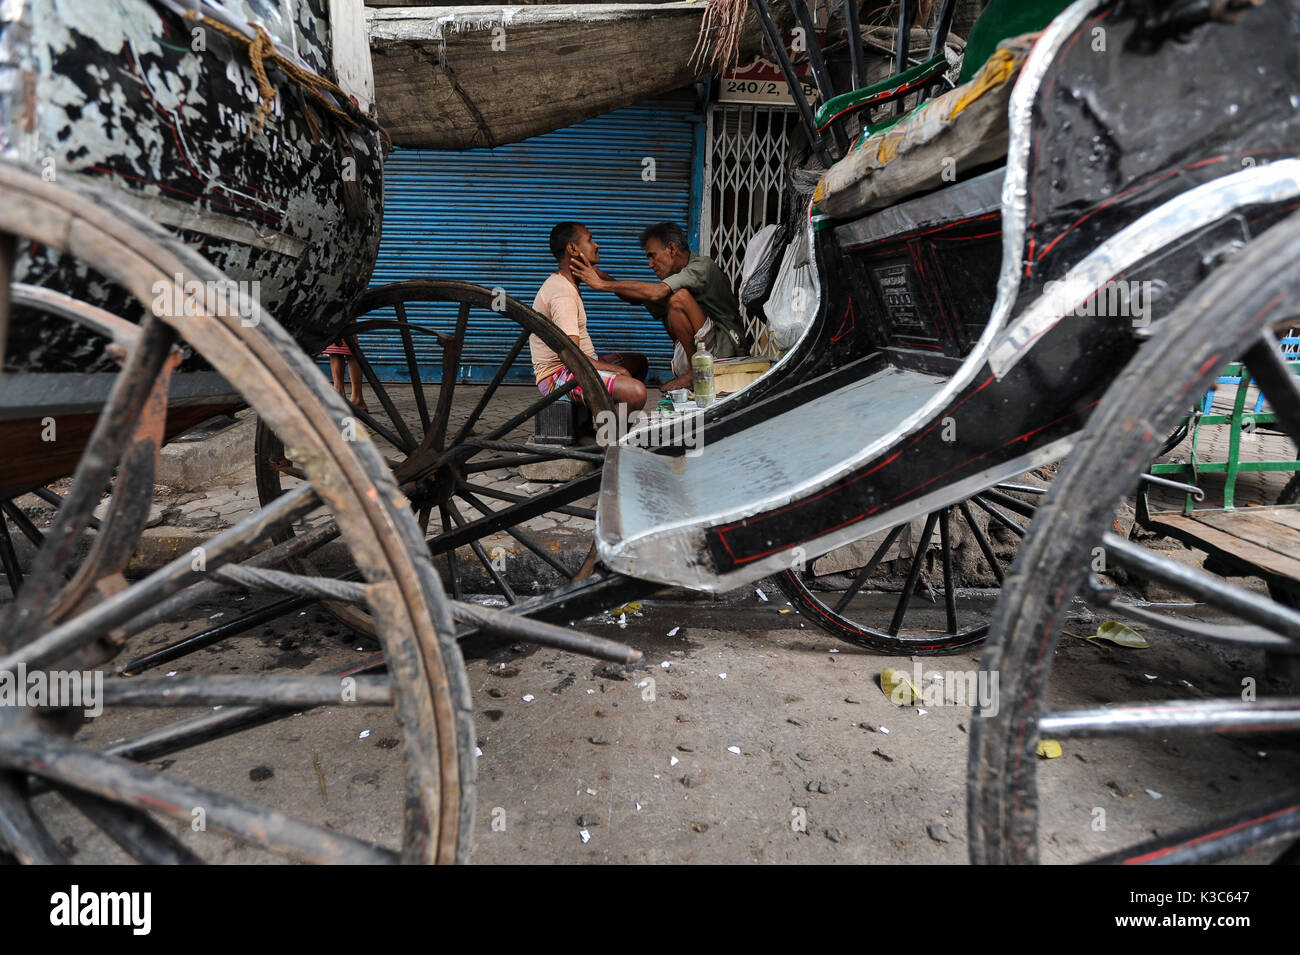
[184,11,392,150]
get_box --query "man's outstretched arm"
[572,255,670,304]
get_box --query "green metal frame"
[812,54,950,136]
[1146,359,1300,515]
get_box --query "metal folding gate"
[700,102,799,358]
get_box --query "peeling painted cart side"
[0,0,385,373]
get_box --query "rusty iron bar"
[213,564,367,602]
[120,516,342,645]
[449,600,641,664]
[462,437,605,463]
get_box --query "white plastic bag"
[739,224,781,296]
[763,239,816,351]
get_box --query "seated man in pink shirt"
[531,222,648,413]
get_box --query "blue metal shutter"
[364,97,700,383]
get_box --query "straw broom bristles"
[690,0,752,75]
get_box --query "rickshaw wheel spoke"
[0,774,64,864]
[253,280,613,640]
[1,734,398,864]
[777,481,1042,654]
[58,787,204,865]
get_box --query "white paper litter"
[210,612,224,619]
[586,787,597,795]
[756,588,768,601]
[167,671,177,677]
[660,661,671,669]
[1145,788,1163,799]
[669,756,679,767]
[636,802,642,812]
[475,747,483,757]
[880,726,890,734]
[916,708,928,716]
[617,613,627,629]
[522,694,535,702]
[586,688,596,695]
[727,745,742,755]
[359,730,371,739]
[579,828,591,844]
[667,626,680,637]
[828,648,839,653]
[718,672,727,679]
[1144,674,1158,680]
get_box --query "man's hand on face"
[570,252,607,291]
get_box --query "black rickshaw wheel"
[0,162,473,864]
[968,211,1300,865]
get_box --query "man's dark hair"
[639,221,690,255]
[549,222,586,261]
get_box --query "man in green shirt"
[571,221,748,392]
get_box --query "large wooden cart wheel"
[0,162,473,863]
[775,479,1047,654]
[969,211,1300,865]
[254,280,614,636]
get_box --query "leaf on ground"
[1036,739,1063,759]
[880,668,922,706]
[1088,620,1149,648]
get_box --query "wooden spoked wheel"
[776,479,1047,654]
[0,162,473,863]
[254,280,615,637]
[969,212,1300,865]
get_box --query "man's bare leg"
[660,288,708,392]
[329,355,347,395]
[345,356,367,410]
[608,374,647,412]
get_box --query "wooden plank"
[1147,512,1300,582]
[1264,507,1300,533]
[1192,509,1300,559]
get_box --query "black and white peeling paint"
[1,0,383,374]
